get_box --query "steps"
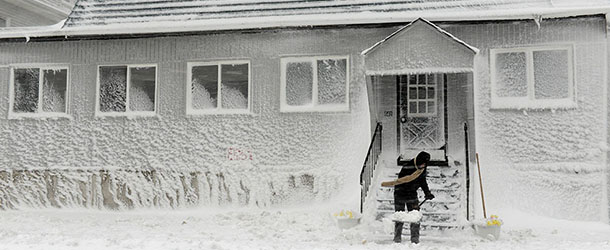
[375,164,465,234]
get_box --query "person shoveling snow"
[381,151,435,244]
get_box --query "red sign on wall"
[227,147,253,161]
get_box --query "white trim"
[186,60,251,115]
[366,67,473,76]
[8,64,71,119]
[361,18,479,56]
[95,64,158,117]
[602,40,609,223]
[490,45,576,109]
[280,55,350,113]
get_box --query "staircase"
[375,163,465,234]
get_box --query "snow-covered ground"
[0,206,608,250]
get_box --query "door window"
[402,74,437,116]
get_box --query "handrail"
[360,122,383,213]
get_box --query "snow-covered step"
[374,162,465,234]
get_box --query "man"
[381,151,435,244]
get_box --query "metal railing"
[360,122,382,213]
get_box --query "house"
[0,0,608,224]
[0,0,76,27]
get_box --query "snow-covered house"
[0,0,608,225]
[0,0,76,27]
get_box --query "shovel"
[418,198,429,207]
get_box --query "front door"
[398,74,446,159]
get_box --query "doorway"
[397,73,447,161]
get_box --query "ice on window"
[129,67,156,111]
[533,50,570,99]
[408,87,417,99]
[317,59,346,105]
[417,87,426,100]
[42,69,67,113]
[495,52,527,97]
[286,62,313,106]
[427,101,435,113]
[221,64,248,109]
[13,68,39,113]
[99,66,127,112]
[191,65,218,109]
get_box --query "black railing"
[464,122,471,221]
[360,122,383,213]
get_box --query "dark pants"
[394,198,420,243]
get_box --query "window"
[0,17,7,27]
[401,74,438,116]
[187,61,250,114]
[280,56,349,112]
[96,65,157,116]
[9,65,69,118]
[490,46,575,109]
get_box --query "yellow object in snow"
[334,210,356,219]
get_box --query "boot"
[394,221,404,243]
[410,222,420,244]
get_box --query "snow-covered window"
[9,65,69,118]
[280,56,349,112]
[96,65,157,116]
[187,61,250,114]
[490,46,575,109]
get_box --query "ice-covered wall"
[0,28,398,209]
[442,16,608,221]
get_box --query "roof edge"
[361,18,479,56]
[0,7,608,40]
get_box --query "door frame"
[395,73,448,160]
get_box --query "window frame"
[280,55,350,113]
[95,64,158,117]
[8,64,71,119]
[186,60,252,115]
[490,45,576,109]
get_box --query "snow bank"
[1,207,609,250]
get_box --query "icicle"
[533,15,543,30]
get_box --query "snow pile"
[0,207,609,250]
[221,86,248,109]
[191,79,217,109]
[392,210,422,223]
[129,86,154,111]
[0,166,341,209]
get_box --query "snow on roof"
[361,18,479,56]
[1,0,610,39]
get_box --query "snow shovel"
[418,198,429,207]
[390,198,430,224]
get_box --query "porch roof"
[1,0,610,39]
[361,18,479,56]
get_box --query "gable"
[364,19,477,74]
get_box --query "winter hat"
[415,151,431,166]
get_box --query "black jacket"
[394,159,432,200]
